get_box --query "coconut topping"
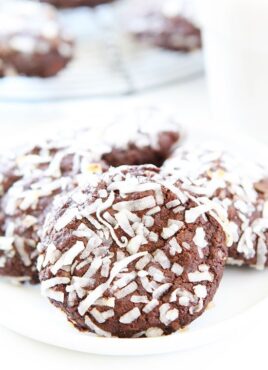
[163,145,268,269]
[119,307,141,324]
[38,165,227,338]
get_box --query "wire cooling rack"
[0,3,203,102]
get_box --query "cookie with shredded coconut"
[0,176,74,283]
[40,0,114,8]
[100,107,180,167]
[38,165,227,338]
[127,0,201,52]
[0,131,104,202]
[0,136,105,283]
[0,1,74,78]
[163,146,268,270]
[0,106,181,196]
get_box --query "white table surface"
[0,77,266,369]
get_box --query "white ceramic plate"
[0,116,268,356]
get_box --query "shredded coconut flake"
[143,299,159,313]
[115,211,135,237]
[85,316,111,337]
[152,283,172,299]
[193,284,207,299]
[153,249,170,269]
[127,235,143,254]
[114,271,136,288]
[171,263,184,276]
[188,270,213,282]
[161,219,184,239]
[50,241,84,275]
[170,287,195,305]
[78,252,147,315]
[146,206,161,216]
[159,303,179,325]
[166,199,181,209]
[131,295,149,303]
[41,277,70,293]
[42,243,61,268]
[55,208,78,231]
[115,281,138,299]
[185,204,211,223]
[148,232,159,242]
[255,237,267,270]
[0,237,14,251]
[46,289,64,303]
[146,327,163,337]
[83,257,103,278]
[15,237,31,266]
[119,307,141,324]
[90,308,114,323]
[135,253,152,270]
[113,196,156,212]
[95,297,115,308]
[193,227,208,257]
[169,237,182,255]
[148,266,165,282]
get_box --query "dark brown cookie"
[127,1,201,52]
[38,165,227,338]
[100,108,180,167]
[0,134,105,283]
[0,176,72,283]
[0,2,74,78]
[163,146,268,269]
[40,0,114,8]
[0,131,103,199]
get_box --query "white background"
[0,77,266,369]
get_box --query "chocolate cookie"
[0,176,72,283]
[163,146,268,269]
[100,107,180,167]
[0,135,105,283]
[38,165,227,338]
[0,131,102,199]
[40,0,114,8]
[0,1,74,78]
[127,0,201,52]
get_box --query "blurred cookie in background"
[0,1,74,78]
[125,0,201,52]
[40,0,115,9]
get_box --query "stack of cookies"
[0,108,267,338]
